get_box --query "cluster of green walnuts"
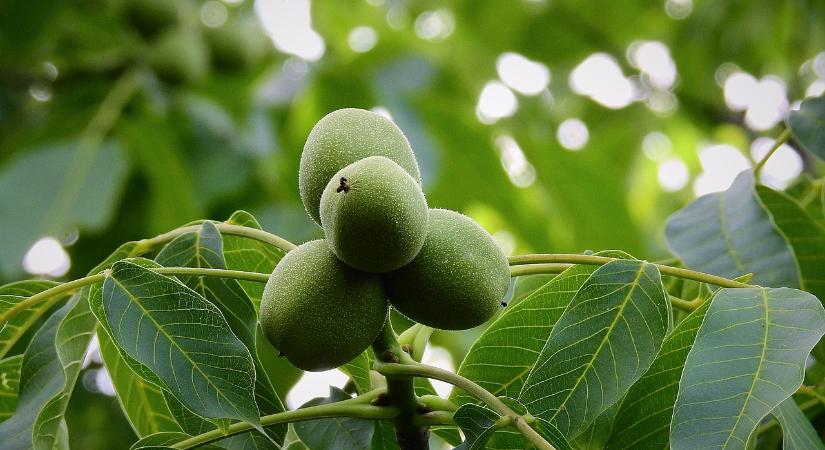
[260,109,511,371]
[124,0,270,83]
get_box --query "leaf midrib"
[108,274,250,421]
[545,263,646,426]
[720,288,768,449]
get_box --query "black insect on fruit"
[299,108,422,226]
[320,156,428,273]
[383,209,510,330]
[259,240,389,371]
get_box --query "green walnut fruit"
[259,240,388,371]
[151,28,210,84]
[320,156,428,273]
[299,108,421,225]
[206,17,270,70]
[124,0,179,37]
[384,209,510,330]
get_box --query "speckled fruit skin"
[320,156,428,273]
[383,209,510,330]
[259,240,388,371]
[299,108,421,226]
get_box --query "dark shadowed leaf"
[519,259,669,438]
[670,288,825,450]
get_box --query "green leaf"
[532,418,575,450]
[755,185,825,302]
[665,170,800,288]
[293,387,374,449]
[518,259,670,438]
[787,95,825,161]
[155,220,285,445]
[130,431,223,450]
[118,111,202,235]
[773,397,825,450]
[101,259,261,429]
[97,330,182,437]
[30,292,98,449]
[89,246,167,387]
[0,354,22,423]
[452,251,633,407]
[0,280,60,358]
[453,403,500,450]
[0,296,87,449]
[4,241,142,449]
[454,398,574,450]
[574,397,622,450]
[339,350,373,395]
[670,287,825,450]
[221,210,286,308]
[605,299,710,449]
[371,420,401,450]
[0,140,130,276]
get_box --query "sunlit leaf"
[293,387,373,450]
[787,95,825,161]
[101,259,261,428]
[0,354,22,423]
[0,280,60,358]
[773,397,825,450]
[670,288,825,450]
[519,259,669,438]
[605,299,710,449]
[666,170,800,288]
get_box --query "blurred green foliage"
[2,0,825,446]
